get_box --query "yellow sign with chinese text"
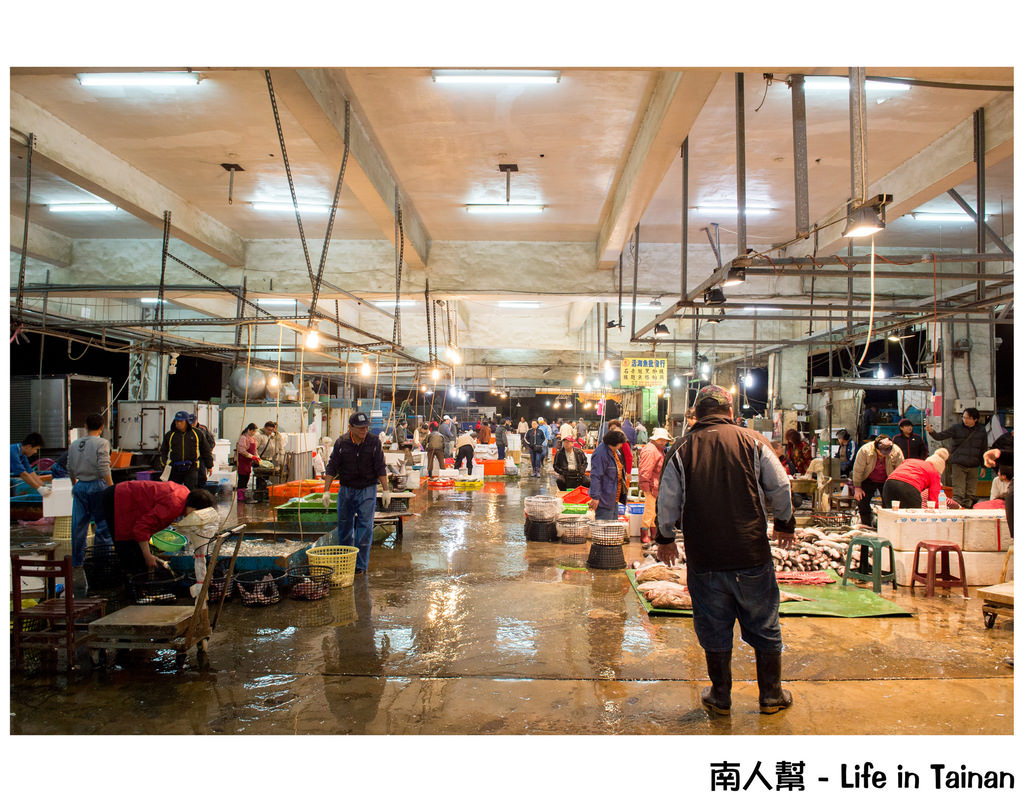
[619,356,667,387]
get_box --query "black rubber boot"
[700,650,732,715]
[755,650,793,714]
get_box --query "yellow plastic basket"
[52,517,95,542]
[306,545,359,588]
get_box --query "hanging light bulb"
[304,330,320,349]
[656,387,665,397]
[420,384,427,392]
[268,375,280,388]
[743,372,754,388]
[431,367,441,381]
[672,375,682,388]
[876,365,886,379]
[360,356,373,376]
[553,401,560,409]
[583,401,592,410]
[603,359,611,371]
[576,372,584,385]
[730,384,737,395]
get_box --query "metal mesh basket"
[587,543,627,570]
[234,569,287,607]
[204,558,235,603]
[524,495,562,521]
[810,510,855,528]
[590,520,628,546]
[524,518,559,542]
[128,567,189,605]
[83,544,121,591]
[285,565,334,601]
[556,515,591,544]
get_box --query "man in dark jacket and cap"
[159,411,213,490]
[892,418,928,461]
[656,385,796,717]
[926,408,988,507]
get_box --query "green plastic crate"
[561,503,589,515]
[275,497,336,522]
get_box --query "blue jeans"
[71,479,113,566]
[687,561,783,653]
[595,505,618,521]
[335,484,377,573]
[530,449,544,474]
[497,445,506,460]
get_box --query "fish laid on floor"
[635,563,687,584]
[779,590,814,603]
[637,579,692,609]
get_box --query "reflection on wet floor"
[9,471,1014,735]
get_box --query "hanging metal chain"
[424,280,434,366]
[265,70,317,294]
[335,299,344,367]
[445,300,454,349]
[393,189,404,347]
[433,300,441,367]
[309,101,351,319]
[15,132,35,323]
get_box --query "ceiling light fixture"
[77,72,201,87]
[465,204,545,215]
[702,288,728,305]
[140,298,166,305]
[48,203,118,213]
[431,367,441,381]
[654,323,671,337]
[253,202,332,214]
[722,266,747,287]
[432,69,561,84]
[268,375,280,388]
[256,298,304,306]
[497,301,542,308]
[304,331,320,350]
[842,195,891,238]
[576,373,584,385]
[374,300,416,307]
[910,211,991,223]
[672,375,682,388]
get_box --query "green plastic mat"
[627,569,912,618]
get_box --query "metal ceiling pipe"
[947,189,1013,257]
[849,67,868,206]
[974,107,987,302]
[681,139,689,300]
[790,74,810,238]
[735,72,747,256]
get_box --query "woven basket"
[306,545,359,587]
[556,515,591,544]
[591,521,628,546]
[524,518,559,542]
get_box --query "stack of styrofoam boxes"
[284,432,319,454]
[212,438,232,471]
[877,508,1011,586]
[42,477,74,518]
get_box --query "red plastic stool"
[909,540,969,598]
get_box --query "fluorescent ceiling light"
[252,202,332,214]
[256,298,305,306]
[78,72,201,87]
[374,300,416,307]
[744,306,783,312]
[432,69,560,84]
[498,301,541,309]
[140,298,167,304]
[48,203,118,213]
[694,205,772,216]
[911,212,990,223]
[466,204,545,215]
[803,76,910,92]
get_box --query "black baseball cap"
[349,412,370,427]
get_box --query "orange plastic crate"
[110,450,133,468]
[482,459,505,476]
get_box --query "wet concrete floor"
[9,473,1014,735]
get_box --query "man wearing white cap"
[637,427,671,544]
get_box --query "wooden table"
[977,581,1014,629]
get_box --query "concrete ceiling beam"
[10,215,72,268]
[595,70,721,267]
[785,93,1013,259]
[286,69,430,269]
[11,92,247,267]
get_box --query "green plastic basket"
[150,529,188,553]
[562,503,590,515]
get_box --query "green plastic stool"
[842,534,897,593]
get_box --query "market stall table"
[977,582,1013,629]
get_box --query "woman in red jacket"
[881,448,952,510]
[100,481,217,578]
[784,429,812,475]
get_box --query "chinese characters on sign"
[710,761,805,792]
[619,356,667,388]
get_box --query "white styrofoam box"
[506,434,522,451]
[877,509,964,550]
[284,432,319,453]
[208,469,237,487]
[891,549,1010,587]
[439,468,459,478]
[963,516,1010,552]
[213,439,231,470]
[43,493,73,518]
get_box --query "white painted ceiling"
[8,66,1015,383]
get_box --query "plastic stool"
[842,534,896,593]
[910,540,969,598]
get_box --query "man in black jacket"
[159,411,213,490]
[892,419,928,461]
[926,408,987,507]
[552,438,590,491]
[656,385,796,717]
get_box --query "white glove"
[38,485,52,497]
[159,463,172,482]
[322,491,332,510]
[381,489,392,509]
